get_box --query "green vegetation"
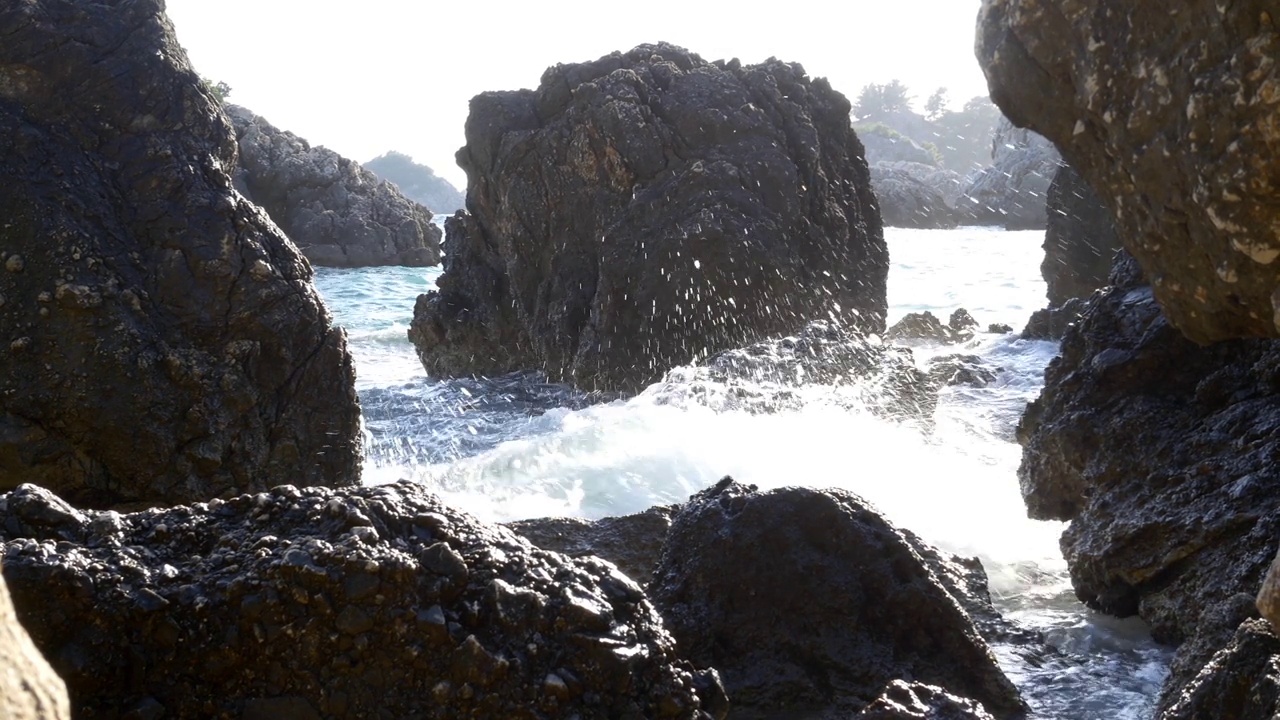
[853,80,913,122]
[851,81,1002,175]
[201,77,231,104]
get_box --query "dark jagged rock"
[855,681,997,720]
[0,0,361,506]
[650,479,1026,719]
[888,309,979,344]
[1,565,69,720]
[978,0,1280,343]
[409,43,887,394]
[364,151,466,214]
[988,323,1013,334]
[0,482,725,719]
[506,505,676,584]
[228,106,442,268]
[958,119,1059,230]
[1161,619,1280,720]
[1042,164,1121,307]
[1016,251,1280,703]
[928,355,1000,389]
[870,162,961,229]
[1158,593,1261,716]
[1020,297,1085,341]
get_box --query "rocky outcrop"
[0,482,725,718]
[978,0,1280,343]
[1019,298,1084,341]
[1162,619,1280,720]
[0,0,361,506]
[364,151,466,214]
[859,125,938,166]
[1042,164,1121,306]
[229,106,443,267]
[650,479,1026,719]
[1,565,69,720]
[870,162,962,229]
[1016,252,1280,704]
[506,505,676,584]
[856,681,996,720]
[409,43,887,394]
[958,118,1059,229]
[888,309,979,344]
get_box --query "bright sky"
[166,0,990,189]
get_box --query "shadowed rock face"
[1162,619,1280,720]
[0,482,725,719]
[409,43,887,394]
[958,118,1059,230]
[0,0,361,506]
[228,106,443,268]
[649,479,1025,719]
[1042,164,1120,307]
[871,162,961,229]
[978,0,1280,343]
[0,566,69,720]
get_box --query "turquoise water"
[313,227,1169,720]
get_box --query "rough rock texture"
[978,0,1280,343]
[888,309,979,344]
[364,151,466,214]
[928,355,1000,389]
[1162,619,1280,720]
[506,506,676,584]
[0,482,725,719]
[1020,297,1084,341]
[856,681,996,720]
[228,106,442,267]
[870,162,961,229]
[1042,164,1121,306]
[0,0,361,506]
[410,43,887,394]
[650,479,1025,719]
[0,564,70,720]
[1016,252,1280,702]
[958,118,1059,229]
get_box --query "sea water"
[313,226,1170,719]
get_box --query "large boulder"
[958,118,1059,229]
[1042,164,1121,306]
[0,564,69,720]
[870,162,961,229]
[0,0,361,506]
[506,505,676,584]
[977,0,1280,343]
[649,479,1026,719]
[0,482,725,719]
[409,43,887,394]
[1016,251,1280,704]
[364,150,466,214]
[228,106,443,267]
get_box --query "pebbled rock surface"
[1161,618,1280,720]
[228,106,442,268]
[650,479,1026,719]
[0,0,361,506]
[856,681,997,720]
[958,118,1059,230]
[506,505,676,585]
[978,0,1280,343]
[1042,164,1121,306]
[1,563,69,720]
[1016,251,1280,703]
[870,162,961,229]
[409,43,887,394]
[0,482,725,719]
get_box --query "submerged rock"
[978,0,1280,343]
[409,43,887,394]
[0,0,361,506]
[1042,164,1120,307]
[228,106,443,267]
[957,118,1059,230]
[1,565,69,720]
[650,479,1026,719]
[0,482,724,719]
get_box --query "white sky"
[166,0,989,189]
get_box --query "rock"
[0,0,361,506]
[1161,619,1280,720]
[0,482,724,719]
[870,162,961,229]
[855,681,997,720]
[649,479,1026,719]
[409,43,887,394]
[1,563,70,720]
[988,323,1013,334]
[888,309,979,344]
[1257,547,1280,630]
[227,106,442,268]
[1019,297,1085,341]
[928,354,1000,388]
[1015,250,1280,702]
[859,123,940,166]
[977,0,1280,343]
[364,151,466,214]
[958,118,1059,229]
[1042,164,1121,306]
[506,505,676,584]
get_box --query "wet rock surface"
[978,0,1280,343]
[1161,618,1280,720]
[888,309,979,344]
[958,118,1059,230]
[0,0,361,506]
[1016,252,1280,703]
[1020,298,1085,341]
[856,681,997,720]
[229,106,443,267]
[1042,164,1120,307]
[0,482,724,719]
[409,43,887,394]
[506,505,676,584]
[1,565,69,720]
[650,479,1026,719]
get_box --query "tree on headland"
[202,77,231,104]
[853,80,913,121]
[925,87,949,121]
